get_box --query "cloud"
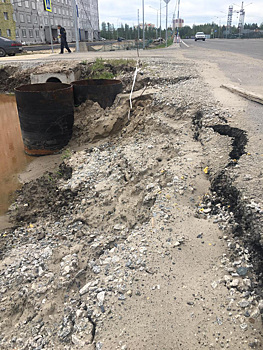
[98,0,263,27]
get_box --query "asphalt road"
[182,38,263,60]
[180,38,263,136]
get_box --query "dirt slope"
[0,56,262,349]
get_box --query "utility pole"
[142,0,145,49]
[177,0,180,43]
[160,0,162,38]
[48,12,54,53]
[163,0,170,47]
[72,0,79,52]
[138,9,140,41]
[149,6,159,39]
[156,11,158,38]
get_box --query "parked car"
[0,36,22,57]
[117,37,125,42]
[195,32,206,41]
[98,37,106,41]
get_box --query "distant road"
[182,39,263,60]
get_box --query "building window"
[25,0,29,7]
[50,18,53,25]
[18,0,22,6]
[62,9,64,15]
[29,29,33,37]
[34,15,38,23]
[20,14,25,22]
[32,2,36,9]
[15,29,19,37]
[66,10,68,15]
[22,29,27,37]
[4,12,8,20]
[58,8,61,14]
[44,17,48,25]
[27,15,31,23]
[54,6,56,13]
[35,29,39,37]
[6,29,11,37]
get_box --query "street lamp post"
[149,6,159,39]
[142,0,145,49]
[72,0,79,52]
[160,0,162,37]
[163,0,170,47]
[138,9,140,41]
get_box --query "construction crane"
[227,2,252,38]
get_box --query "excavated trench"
[193,112,263,290]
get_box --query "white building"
[11,0,99,44]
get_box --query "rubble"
[0,57,262,349]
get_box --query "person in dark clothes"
[57,25,71,54]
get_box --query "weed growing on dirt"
[83,58,136,80]
[44,173,54,183]
[87,58,113,79]
[61,148,72,160]
[106,59,136,68]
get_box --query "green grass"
[105,59,136,67]
[61,148,72,160]
[85,58,136,80]
[90,70,115,79]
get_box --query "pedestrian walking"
[57,25,71,54]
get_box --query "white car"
[195,32,206,41]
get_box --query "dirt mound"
[0,65,31,92]
[71,98,130,146]
[8,92,179,230]
[8,163,76,225]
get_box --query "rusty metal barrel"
[72,79,122,109]
[15,83,74,156]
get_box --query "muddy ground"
[0,54,262,349]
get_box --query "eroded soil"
[0,56,262,349]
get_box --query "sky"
[98,0,263,28]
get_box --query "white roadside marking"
[181,41,189,48]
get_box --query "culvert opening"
[211,125,248,161]
[46,77,62,83]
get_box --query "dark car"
[0,36,22,57]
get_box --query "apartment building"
[0,0,16,40]
[0,0,99,44]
